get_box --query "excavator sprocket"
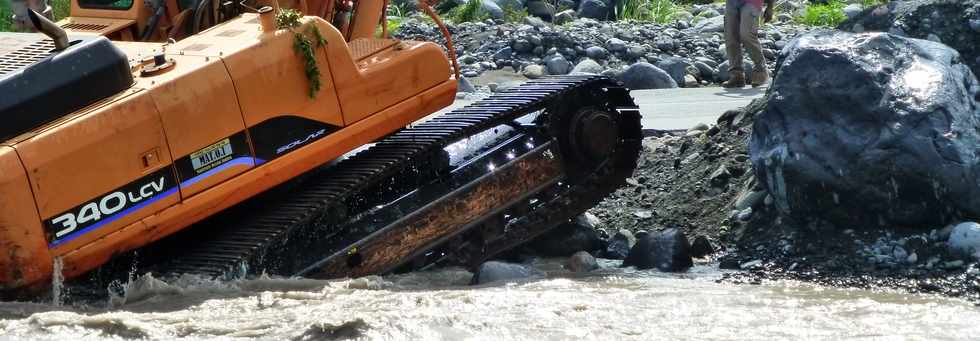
[78,75,641,289]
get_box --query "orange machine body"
[0,13,455,293]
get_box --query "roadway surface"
[446,81,767,132]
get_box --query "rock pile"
[394,10,813,88]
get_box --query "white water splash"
[50,257,63,307]
[3,261,980,340]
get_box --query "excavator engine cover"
[0,33,132,141]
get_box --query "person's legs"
[723,0,745,87]
[739,4,769,86]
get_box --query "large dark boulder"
[839,0,980,79]
[603,229,635,260]
[750,31,980,228]
[526,213,603,257]
[622,228,693,272]
[577,0,613,20]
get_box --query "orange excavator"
[0,0,641,299]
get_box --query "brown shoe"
[750,69,769,87]
[723,71,745,88]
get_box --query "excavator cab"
[54,0,396,42]
[55,0,246,41]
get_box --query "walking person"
[723,0,774,88]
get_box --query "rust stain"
[312,148,561,278]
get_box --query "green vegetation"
[797,0,847,27]
[617,0,678,24]
[1,0,71,32]
[1,0,12,32]
[53,0,70,20]
[502,4,528,23]
[277,8,326,98]
[861,0,889,7]
[447,0,488,23]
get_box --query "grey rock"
[522,16,547,28]
[480,0,504,19]
[522,64,546,79]
[493,47,513,61]
[604,229,635,260]
[626,45,647,60]
[527,35,542,46]
[655,57,691,87]
[459,55,478,64]
[487,82,500,92]
[606,38,628,53]
[472,261,543,284]
[571,58,603,74]
[600,68,620,79]
[843,4,863,19]
[494,0,525,11]
[690,235,714,258]
[688,122,709,132]
[971,19,980,33]
[554,9,576,24]
[699,8,720,18]
[694,15,724,33]
[544,53,572,75]
[577,0,612,20]
[735,190,767,211]
[618,62,678,90]
[527,214,603,256]
[736,207,752,221]
[751,31,980,228]
[674,11,694,23]
[948,222,980,260]
[585,46,609,60]
[623,228,694,272]
[709,165,731,187]
[693,61,716,81]
[457,76,476,93]
[566,251,599,272]
[512,39,533,53]
[526,0,556,20]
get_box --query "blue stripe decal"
[49,156,267,248]
[49,188,180,248]
[179,157,262,188]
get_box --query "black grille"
[0,40,56,77]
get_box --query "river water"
[1,259,978,340]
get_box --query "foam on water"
[2,260,980,340]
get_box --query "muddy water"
[1,260,978,340]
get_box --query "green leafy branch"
[276,9,328,98]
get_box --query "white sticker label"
[191,138,233,173]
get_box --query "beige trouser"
[724,1,767,74]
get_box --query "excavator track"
[118,75,641,281]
